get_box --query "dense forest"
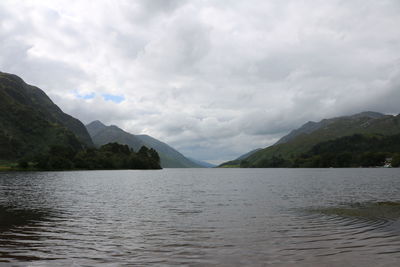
[17,143,161,171]
[240,134,400,168]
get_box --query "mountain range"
[1,70,399,169]
[220,111,400,167]
[0,71,209,168]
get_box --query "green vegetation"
[12,143,161,171]
[219,164,240,168]
[292,134,400,168]
[0,72,162,171]
[392,154,400,167]
[0,71,93,161]
[219,148,261,168]
[220,112,400,168]
[240,134,400,168]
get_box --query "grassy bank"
[0,160,14,171]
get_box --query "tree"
[392,154,400,167]
[359,152,386,167]
[30,142,161,170]
[149,148,160,164]
[138,146,150,156]
[17,159,28,169]
[240,160,251,168]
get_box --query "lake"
[1,168,400,266]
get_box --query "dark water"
[1,168,400,266]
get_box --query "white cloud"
[1,0,400,163]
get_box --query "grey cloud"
[1,0,400,163]
[140,0,186,14]
[121,0,186,24]
[137,13,211,75]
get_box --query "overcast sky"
[1,0,400,164]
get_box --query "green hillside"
[219,148,262,168]
[0,71,161,170]
[293,134,400,168]
[221,112,400,168]
[0,72,93,160]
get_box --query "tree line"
[240,134,400,168]
[17,142,161,170]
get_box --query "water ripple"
[1,169,400,266]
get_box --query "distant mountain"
[220,111,400,168]
[135,134,202,168]
[85,120,108,137]
[0,71,93,160]
[187,158,216,168]
[86,121,145,151]
[86,121,203,168]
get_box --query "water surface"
[1,168,400,266]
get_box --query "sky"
[1,0,400,164]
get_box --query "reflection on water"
[0,205,52,229]
[0,205,56,262]
[1,168,400,266]
[314,201,400,220]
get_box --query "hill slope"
[0,71,93,160]
[275,111,385,145]
[219,148,262,167]
[220,112,400,167]
[292,133,400,167]
[86,121,202,168]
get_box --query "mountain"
[86,121,145,151]
[135,134,202,168]
[187,158,216,168]
[236,148,263,160]
[86,121,203,168]
[275,111,385,145]
[220,111,400,167]
[219,148,262,167]
[0,71,93,160]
